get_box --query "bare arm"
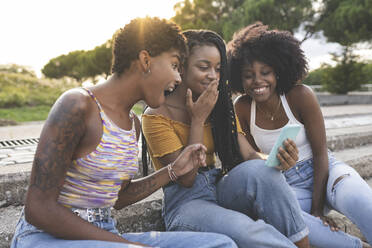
[155,82,219,187]
[114,143,207,209]
[290,86,329,217]
[25,90,134,244]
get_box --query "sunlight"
[0,0,182,76]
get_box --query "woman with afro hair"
[230,22,372,248]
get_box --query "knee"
[236,160,285,183]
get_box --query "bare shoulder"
[287,84,316,99]
[51,88,91,117]
[287,84,317,105]
[144,104,171,118]
[234,94,251,113]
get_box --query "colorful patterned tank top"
[58,88,139,208]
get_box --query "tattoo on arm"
[30,96,86,192]
[125,176,158,197]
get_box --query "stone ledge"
[2,190,371,248]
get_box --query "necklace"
[164,103,187,111]
[256,98,282,121]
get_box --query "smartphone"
[265,124,301,167]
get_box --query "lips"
[166,84,176,92]
[253,86,269,95]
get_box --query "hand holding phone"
[265,124,301,167]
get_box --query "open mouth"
[253,86,269,94]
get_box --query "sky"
[1,0,371,77]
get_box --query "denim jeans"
[11,210,237,248]
[163,159,309,248]
[283,154,372,247]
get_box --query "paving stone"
[0,149,14,155]
[14,146,37,151]
[8,152,35,158]
[0,161,16,166]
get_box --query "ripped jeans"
[283,153,372,247]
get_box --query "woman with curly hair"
[10,17,239,248]
[229,22,372,248]
[142,29,311,248]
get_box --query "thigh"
[216,160,308,243]
[167,198,296,248]
[11,216,136,248]
[122,231,237,248]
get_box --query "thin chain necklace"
[256,97,282,121]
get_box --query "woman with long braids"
[142,29,310,248]
[229,23,372,248]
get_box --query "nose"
[175,71,182,85]
[207,68,218,80]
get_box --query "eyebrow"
[196,59,221,65]
[171,54,181,62]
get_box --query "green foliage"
[223,0,314,40]
[42,41,112,81]
[172,0,243,37]
[321,47,367,94]
[302,66,329,86]
[0,64,36,77]
[362,62,372,84]
[172,0,314,41]
[316,0,372,46]
[0,72,78,108]
[0,105,51,122]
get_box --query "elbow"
[113,202,122,210]
[24,199,39,226]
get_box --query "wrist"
[191,117,205,126]
[167,163,178,182]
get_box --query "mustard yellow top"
[142,114,244,170]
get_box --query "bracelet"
[167,163,178,182]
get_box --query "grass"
[0,105,51,122]
[0,104,144,123]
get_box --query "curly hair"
[111,17,187,76]
[142,30,244,175]
[227,22,308,94]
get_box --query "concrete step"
[1,125,372,206]
[327,125,372,151]
[1,180,371,248]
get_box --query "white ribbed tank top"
[250,94,313,162]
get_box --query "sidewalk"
[1,104,372,141]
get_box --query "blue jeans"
[163,159,309,248]
[284,154,372,247]
[11,211,237,248]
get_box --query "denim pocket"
[285,159,314,189]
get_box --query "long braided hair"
[142,30,243,176]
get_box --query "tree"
[223,0,314,40]
[172,0,314,41]
[322,47,367,94]
[314,0,372,93]
[42,41,112,82]
[172,0,245,37]
[0,64,36,77]
[42,51,85,81]
[315,0,372,46]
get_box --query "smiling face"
[143,49,182,108]
[241,61,277,102]
[183,45,221,97]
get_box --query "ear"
[138,50,151,73]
